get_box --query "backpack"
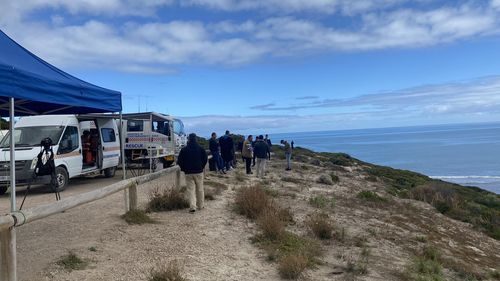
[35,148,56,177]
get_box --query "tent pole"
[119,112,126,180]
[119,112,129,213]
[149,114,152,174]
[1,97,17,281]
[9,98,15,212]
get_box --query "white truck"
[121,112,186,169]
[0,114,120,195]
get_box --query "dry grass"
[306,212,334,240]
[278,254,309,279]
[257,207,286,241]
[147,187,189,212]
[150,261,187,281]
[234,184,270,220]
[121,209,155,225]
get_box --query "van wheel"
[51,167,68,193]
[104,167,116,178]
[0,185,7,195]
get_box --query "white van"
[0,115,120,195]
[121,113,187,169]
[173,118,187,154]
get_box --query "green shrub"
[326,153,353,166]
[357,191,387,203]
[317,174,334,185]
[366,166,430,190]
[281,176,302,184]
[406,257,444,281]
[57,251,88,271]
[147,188,189,212]
[255,231,322,266]
[490,269,500,279]
[309,195,335,209]
[121,209,155,225]
[405,246,444,281]
[330,173,340,183]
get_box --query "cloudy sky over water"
[1,0,500,135]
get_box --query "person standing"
[242,135,254,174]
[251,136,257,167]
[209,132,225,174]
[219,130,234,171]
[265,134,272,160]
[254,135,270,178]
[177,133,208,213]
[281,140,292,171]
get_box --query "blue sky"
[1,0,500,135]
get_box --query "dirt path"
[17,171,277,281]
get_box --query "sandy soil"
[7,157,500,281]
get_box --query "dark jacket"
[209,138,219,154]
[177,141,208,174]
[219,135,234,161]
[253,140,270,159]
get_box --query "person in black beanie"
[177,133,208,213]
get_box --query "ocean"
[270,122,500,194]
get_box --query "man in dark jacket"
[177,133,208,213]
[209,132,225,174]
[219,130,234,171]
[253,135,270,178]
[265,134,272,160]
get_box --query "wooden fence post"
[0,227,16,281]
[175,168,181,190]
[128,184,138,211]
[123,189,130,213]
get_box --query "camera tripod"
[19,147,61,210]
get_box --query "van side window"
[59,126,79,154]
[101,128,116,143]
[127,120,143,132]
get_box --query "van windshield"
[0,126,64,148]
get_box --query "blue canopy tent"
[0,29,122,281]
[0,30,121,115]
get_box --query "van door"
[56,125,82,177]
[96,118,120,169]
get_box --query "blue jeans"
[285,152,292,169]
[212,151,224,171]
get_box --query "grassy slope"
[277,145,500,240]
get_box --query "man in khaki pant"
[177,133,208,213]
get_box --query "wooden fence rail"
[0,165,181,281]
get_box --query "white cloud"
[251,76,500,116]
[493,0,500,9]
[182,0,423,14]
[186,76,500,135]
[0,1,499,73]
[0,0,173,20]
